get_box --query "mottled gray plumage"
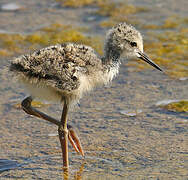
[10,22,161,103]
[10,43,101,91]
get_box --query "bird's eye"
[130,42,137,47]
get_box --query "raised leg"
[21,96,60,125]
[21,96,84,165]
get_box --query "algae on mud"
[159,100,188,113]
[97,1,146,28]
[0,33,24,56]
[57,0,101,7]
[57,0,147,13]
[58,0,147,28]
[0,23,103,57]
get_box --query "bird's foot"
[67,125,84,157]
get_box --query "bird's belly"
[24,82,63,103]
[19,76,80,104]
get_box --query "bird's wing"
[10,43,101,91]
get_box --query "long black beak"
[138,52,163,72]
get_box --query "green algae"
[162,18,179,29]
[143,16,188,30]
[160,100,188,113]
[0,33,24,56]
[58,0,147,28]
[99,17,140,29]
[25,23,90,46]
[57,0,100,7]
[58,0,147,15]
[97,1,146,29]
[97,2,147,17]
[0,23,103,57]
[143,17,179,30]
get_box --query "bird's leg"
[58,101,69,168]
[21,96,60,125]
[21,96,84,157]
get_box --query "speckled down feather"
[10,43,102,91]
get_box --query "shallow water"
[0,0,188,179]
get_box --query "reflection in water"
[73,162,85,180]
[0,155,85,179]
[62,167,69,180]
[62,161,85,180]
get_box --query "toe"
[68,127,84,157]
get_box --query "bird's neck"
[102,47,121,71]
[100,49,121,84]
[103,48,121,64]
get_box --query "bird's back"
[10,43,105,103]
[10,43,102,91]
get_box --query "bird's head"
[104,22,162,71]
